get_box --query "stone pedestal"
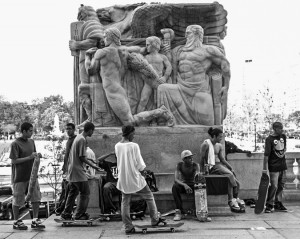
[76,177,101,217]
[87,125,222,175]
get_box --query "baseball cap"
[181,150,195,160]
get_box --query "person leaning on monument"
[172,150,200,221]
[60,122,101,221]
[200,127,245,212]
[84,27,174,127]
[263,122,288,213]
[157,24,230,126]
[10,122,45,230]
[115,125,165,234]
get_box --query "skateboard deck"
[25,155,40,202]
[194,175,211,222]
[99,211,144,221]
[255,173,270,214]
[54,218,96,226]
[135,222,184,234]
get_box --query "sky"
[1,0,300,106]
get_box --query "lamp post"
[243,59,253,141]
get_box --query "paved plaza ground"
[0,202,300,239]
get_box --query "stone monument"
[69,2,229,213]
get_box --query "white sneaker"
[173,209,182,221]
[229,198,240,210]
[236,198,245,206]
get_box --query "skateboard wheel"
[132,215,136,219]
[106,217,110,221]
[142,229,147,234]
[171,228,175,233]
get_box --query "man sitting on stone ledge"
[97,152,121,214]
[172,150,200,221]
[200,127,245,213]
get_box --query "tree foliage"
[0,94,74,134]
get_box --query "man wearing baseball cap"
[172,150,200,221]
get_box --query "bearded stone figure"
[157,25,231,126]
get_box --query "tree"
[288,111,300,126]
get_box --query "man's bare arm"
[200,143,208,173]
[218,145,233,171]
[11,152,38,165]
[161,55,172,81]
[80,156,101,171]
[207,46,231,91]
[69,39,98,51]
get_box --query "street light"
[243,59,253,141]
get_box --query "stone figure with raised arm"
[157,25,230,126]
[69,5,104,126]
[137,36,172,113]
[85,27,174,127]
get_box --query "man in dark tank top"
[172,150,200,221]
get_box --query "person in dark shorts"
[10,122,45,230]
[264,122,288,213]
[97,152,120,214]
[172,150,200,221]
[60,122,100,220]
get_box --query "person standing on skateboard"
[263,122,288,213]
[200,127,244,212]
[10,122,45,230]
[115,125,164,234]
[60,122,100,220]
[172,150,200,221]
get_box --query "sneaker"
[61,212,73,220]
[151,216,166,226]
[229,198,240,211]
[31,219,45,229]
[274,201,288,212]
[173,209,182,221]
[75,212,90,220]
[13,220,28,230]
[265,203,274,213]
[236,198,245,206]
[125,227,136,234]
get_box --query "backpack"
[143,169,159,192]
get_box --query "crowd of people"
[9,121,288,234]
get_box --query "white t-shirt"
[115,142,147,194]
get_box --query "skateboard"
[25,155,40,202]
[255,172,270,214]
[194,175,211,222]
[54,218,97,227]
[99,211,144,221]
[135,222,184,234]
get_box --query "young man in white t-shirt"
[115,125,164,234]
